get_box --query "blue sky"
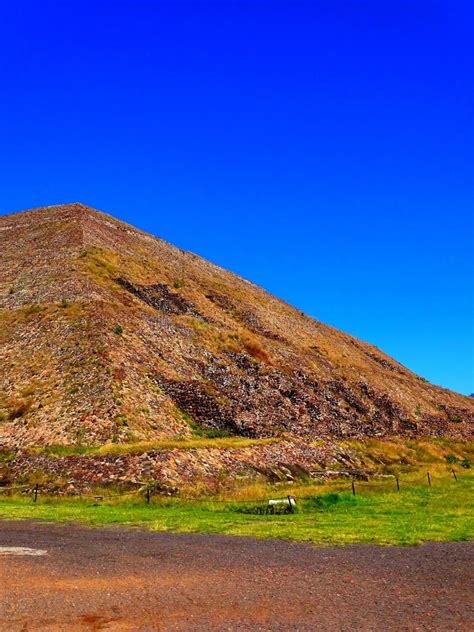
[0,1,473,394]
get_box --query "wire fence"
[0,468,470,511]
[0,484,30,494]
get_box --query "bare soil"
[0,521,472,631]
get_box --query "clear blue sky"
[0,1,473,394]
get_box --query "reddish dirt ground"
[0,521,472,631]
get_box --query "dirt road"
[0,521,472,631]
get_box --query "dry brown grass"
[28,437,280,458]
[242,337,273,364]
[339,438,473,473]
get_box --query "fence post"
[351,480,356,496]
[33,484,39,503]
[146,487,151,504]
[287,495,294,513]
[427,472,431,487]
[451,468,457,482]
[396,477,400,492]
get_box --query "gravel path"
[0,521,472,631]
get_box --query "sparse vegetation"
[342,438,474,474]
[114,324,123,335]
[27,437,279,458]
[80,245,119,283]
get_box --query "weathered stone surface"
[1,440,342,494]
[0,203,472,451]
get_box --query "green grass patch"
[0,476,472,546]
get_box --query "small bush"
[446,410,463,423]
[234,502,296,515]
[461,458,471,469]
[20,385,36,398]
[114,325,123,335]
[446,454,458,464]
[173,279,184,289]
[233,504,268,515]
[24,304,42,315]
[115,413,129,427]
[8,401,31,421]
[191,423,231,439]
[315,492,341,509]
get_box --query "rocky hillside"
[1,203,472,449]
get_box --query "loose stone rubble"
[1,440,362,494]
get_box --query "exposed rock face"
[0,203,473,448]
[117,277,205,319]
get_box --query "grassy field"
[0,474,472,546]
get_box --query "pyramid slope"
[0,203,472,448]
